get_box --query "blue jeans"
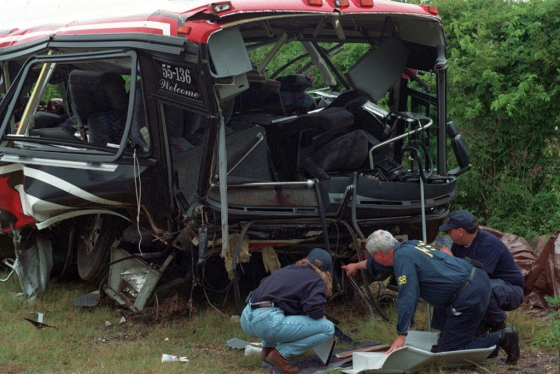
[240,304,335,359]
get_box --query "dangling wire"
[133,149,143,255]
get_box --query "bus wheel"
[76,214,124,283]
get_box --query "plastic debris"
[161,354,188,363]
[244,344,263,356]
[226,338,252,349]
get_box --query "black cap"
[439,210,475,231]
[307,248,332,272]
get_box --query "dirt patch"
[445,342,559,374]
[480,347,558,374]
[0,365,26,374]
[127,296,192,324]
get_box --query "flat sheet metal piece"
[226,338,253,350]
[342,331,495,373]
[313,336,336,365]
[23,317,58,330]
[74,290,101,307]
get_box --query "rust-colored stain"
[274,185,290,206]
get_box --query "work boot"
[498,327,520,365]
[490,321,507,332]
[261,346,275,362]
[486,321,508,358]
[265,349,300,374]
[476,320,507,337]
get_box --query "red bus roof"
[0,0,439,48]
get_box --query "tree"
[435,0,560,240]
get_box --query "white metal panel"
[342,331,496,374]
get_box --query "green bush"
[436,0,560,241]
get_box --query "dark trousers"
[431,268,500,352]
[483,278,524,326]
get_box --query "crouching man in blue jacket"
[342,230,520,364]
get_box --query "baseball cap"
[439,210,475,231]
[307,248,332,272]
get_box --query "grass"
[0,273,261,374]
[0,269,553,374]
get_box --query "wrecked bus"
[0,0,471,313]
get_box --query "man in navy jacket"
[343,230,520,364]
[438,210,525,335]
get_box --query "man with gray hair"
[342,230,520,364]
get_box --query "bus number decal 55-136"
[155,60,202,101]
[161,63,191,83]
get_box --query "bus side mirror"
[446,121,471,177]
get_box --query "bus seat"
[276,74,315,114]
[68,70,128,145]
[301,129,369,180]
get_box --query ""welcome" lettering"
[159,79,200,99]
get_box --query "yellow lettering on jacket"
[415,241,434,258]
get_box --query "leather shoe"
[265,348,299,373]
[498,327,520,364]
[261,346,274,362]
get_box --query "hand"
[341,263,357,277]
[386,335,407,354]
[440,246,453,255]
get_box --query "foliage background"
[433,0,560,242]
